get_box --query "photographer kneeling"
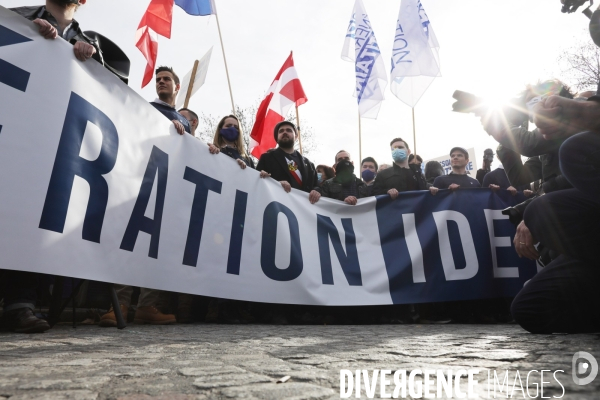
[509,95,600,334]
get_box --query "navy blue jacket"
[150,102,191,134]
[433,173,481,189]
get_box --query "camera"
[451,90,529,127]
[561,0,594,17]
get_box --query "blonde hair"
[212,115,248,158]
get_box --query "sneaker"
[99,304,128,327]
[134,306,176,325]
[3,308,50,333]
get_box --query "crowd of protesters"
[2,1,599,335]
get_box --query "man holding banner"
[433,147,481,191]
[373,138,437,198]
[3,0,104,333]
[150,66,191,135]
[11,0,98,63]
[257,121,321,204]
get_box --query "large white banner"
[0,9,535,306]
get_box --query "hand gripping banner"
[0,8,536,306]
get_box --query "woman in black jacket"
[212,115,255,169]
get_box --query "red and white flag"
[136,0,174,88]
[250,52,307,159]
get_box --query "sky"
[4,0,594,169]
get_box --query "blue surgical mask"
[220,126,239,141]
[361,169,376,182]
[317,172,323,182]
[392,148,408,163]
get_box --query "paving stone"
[7,390,98,400]
[0,324,599,399]
[219,382,335,399]
[192,372,272,389]
[116,395,206,400]
[178,366,244,376]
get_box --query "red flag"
[136,0,174,88]
[250,52,307,159]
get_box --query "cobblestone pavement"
[0,324,599,399]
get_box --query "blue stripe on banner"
[0,58,30,92]
[174,0,214,16]
[0,25,32,48]
[375,189,537,304]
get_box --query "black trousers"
[0,270,39,312]
[512,131,600,333]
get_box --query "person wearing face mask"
[408,154,423,170]
[373,138,438,198]
[212,115,255,169]
[316,165,335,187]
[358,157,378,197]
[321,160,365,205]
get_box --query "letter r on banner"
[39,92,118,243]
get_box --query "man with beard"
[257,121,321,204]
[11,1,98,63]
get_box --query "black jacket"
[476,168,490,186]
[372,163,428,196]
[321,176,365,201]
[256,148,320,193]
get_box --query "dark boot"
[3,308,50,333]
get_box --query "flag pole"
[183,60,199,109]
[412,107,417,156]
[358,110,362,163]
[295,105,303,155]
[214,12,236,114]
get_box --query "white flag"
[341,0,388,119]
[390,0,441,108]
[175,47,213,109]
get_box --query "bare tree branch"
[197,101,317,165]
[558,38,600,90]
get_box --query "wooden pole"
[412,107,417,156]
[358,110,362,163]
[295,105,303,154]
[183,60,199,109]
[215,12,236,115]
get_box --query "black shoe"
[3,308,51,333]
[419,315,453,324]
